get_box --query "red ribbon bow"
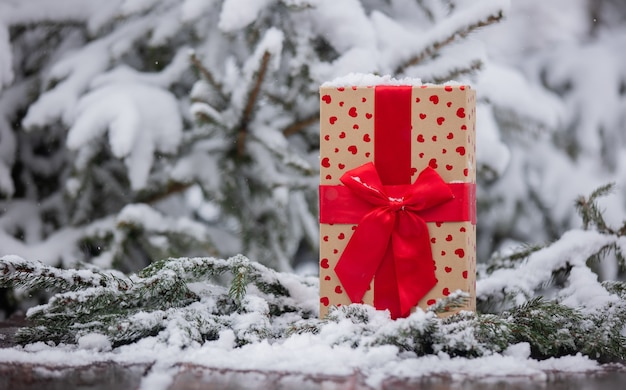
[332,162,454,318]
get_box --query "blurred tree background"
[0,0,625,318]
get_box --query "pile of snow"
[0,320,600,390]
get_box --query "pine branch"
[229,262,249,310]
[189,52,224,98]
[575,183,615,234]
[430,59,483,83]
[395,10,504,74]
[474,314,512,352]
[137,180,195,205]
[2,255,298,346]
[484,243,544,274]
[236,51,271,157]
[0,256,131,292]
[282,114,319,137]
[506,297,582,358]
[427,290,470,313]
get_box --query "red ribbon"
[319,85,474,319]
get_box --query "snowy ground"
[0,324,610,390]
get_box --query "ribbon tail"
[373,246,402,319]
[334,208,395,304]
[392,212,437,317]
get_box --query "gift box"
[319,77,476,319]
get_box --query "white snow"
[66,82,182,190]
[0,23,13,90]
[475,63,565,129]
[478,229,619,310]
[121,0,160,15]
[117,204,208,242]
[181,0,216,23]
[322,72,473,88]
[218,0,274,32]
[0,324,602,388]
[309,0,375,54]
[322,73,422,87]
[475,103,510,176]
[77,333,112,352]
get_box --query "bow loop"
[401,166,455,211]
[339,162,390,207]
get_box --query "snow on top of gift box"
[322,73,466,88]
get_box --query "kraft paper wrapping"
[319,84,476,318]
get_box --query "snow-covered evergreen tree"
[0,0,505,313]
[474,0,626,276]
